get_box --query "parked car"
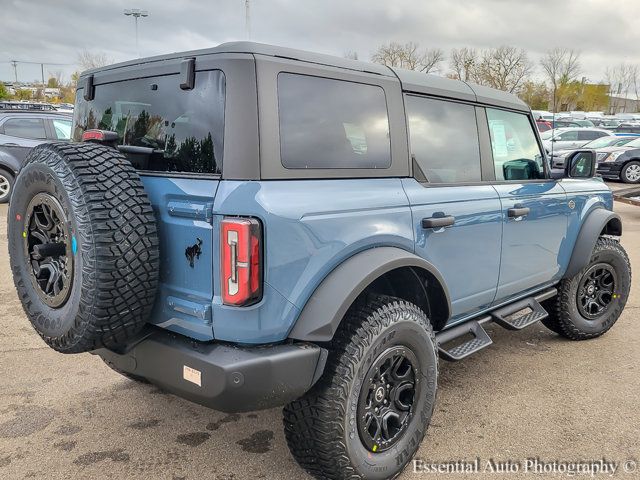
[541,127,613,154]
[614,122,640,136]
[6,42,631,480]
[532,109,554,122]
[552,118,595,128]
[536,119,552,132]
[596,136,640,182]
[0,108,72,203]
[550,135,639,168]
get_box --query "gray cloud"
[1,0,639,84]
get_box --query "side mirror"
[565,150,596,178]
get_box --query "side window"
[578,130,605,141]
[2,118,47,139]
[278,73,391,169]
[487,109,544,181]
[406,96,481,183]
[558,131,579,141]
[52,119,72,140]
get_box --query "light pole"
[124,8,149,58]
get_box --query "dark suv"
[0,106,72,202]
[7,42,630,479]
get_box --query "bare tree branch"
[371,42,444,73]
[77,50,113,71]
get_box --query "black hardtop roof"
[79,41,528,112]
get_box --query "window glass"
[407,96,481,183]
[578,130,605,141]
[558,130,579,141]
[2,118,46,139]
[278,73,390,169]
[487,108,544,181]
[73,70,225,174]
[52,119,72,140]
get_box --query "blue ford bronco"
[7,43,631,479]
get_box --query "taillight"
[221,217,262,306]
[81,129,119,143]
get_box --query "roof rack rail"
[0,102,59,111]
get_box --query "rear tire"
[621,161,640,183]
[542,237,631,340]
[283,296,438,480]
[0,168,14,204]
[8,143,160,353]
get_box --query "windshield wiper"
[117,145,165,155]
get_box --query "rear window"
[277,73,391,169]
[73,70,225,174]
[2,117,47,139]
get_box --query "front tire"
[543,237,631,340]
[621,161,640,183]
[0,168,14,204]
[283,296,438,480]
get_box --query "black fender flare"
[564,208,622,279]
[288,247,451,342]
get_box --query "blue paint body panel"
[140,173,613,344]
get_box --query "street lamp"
[124,8,149,58]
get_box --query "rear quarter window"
[73,70,225,174]
[2,117,47,139]
[277,73,391,169]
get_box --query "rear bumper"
[95,329,327,412]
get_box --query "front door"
[404,95,502,321]
[485,107,568,303]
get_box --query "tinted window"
[52,118,72,140]
[73,70,225,174]
[407,96,481,183]
[278,73,390,169]
[487,108,544,181]
[2,118,46,139]
[578,130,606,141]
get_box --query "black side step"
[491,297,548,331]
[436,320,493,362]
[435,287,557,362]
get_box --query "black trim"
[95,329,327,413]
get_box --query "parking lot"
[1,182,639,480]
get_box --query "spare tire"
[8,142,159,353]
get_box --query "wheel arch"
[288,247,451,342]
[564,208,622,279]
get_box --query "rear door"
[403,95,502,320]
[485,107,568,302]
[73,68,226,340]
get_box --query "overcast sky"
[2,0,639,84]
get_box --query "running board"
[436,288,557,361]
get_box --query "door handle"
[508,207,530,218]
[422,216,455,229]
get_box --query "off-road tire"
[542,237,631,340]
[8,142,159,353]
[0,168,14,204]
[621,160,640,183]
[283,296,438,480]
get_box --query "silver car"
[541,127,614,155]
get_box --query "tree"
[77,50,113,71]
[449,47,478,82]
[476,46,533,93]
[371,42,444,73]
[519,81,550,110]
[540,48,581,111]
[0,83,9,100]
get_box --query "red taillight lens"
[221,217,262,306]
[81,129,119,143]
[81,130,106,142]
